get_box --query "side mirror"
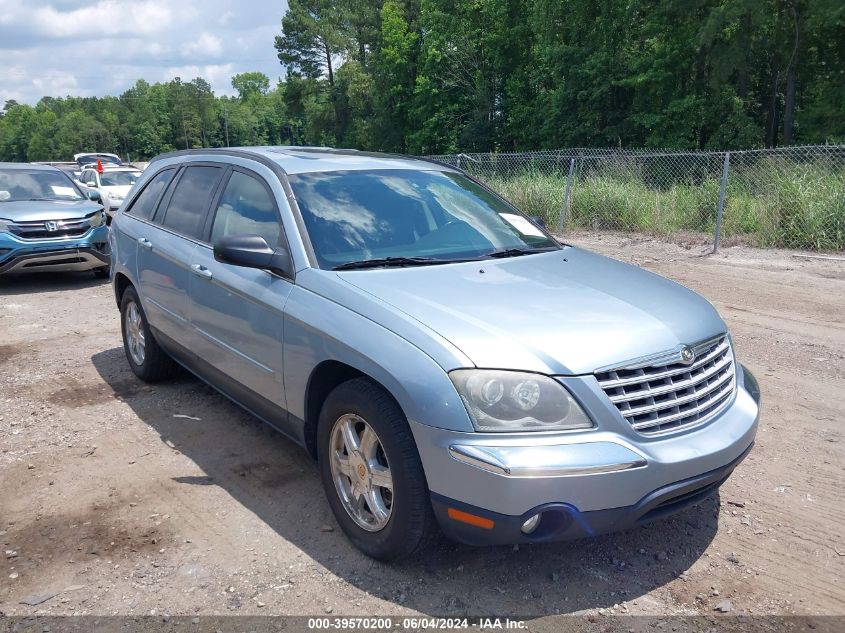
[213,234,293,278]
[86,189,101,202]
[529,215,547,229]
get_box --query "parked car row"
[0,151,153,278]
[33,153,128,180]
[0,162,111,276]
[37,154,146,213]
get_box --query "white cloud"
[30,0,172,38]
[31,69,81,95]
[181,32,223,59]
[0,0,287,104]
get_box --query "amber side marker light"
[447,507,495,530]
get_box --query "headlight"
[450,369,593,432]
[88,210,106,228]
[0,218,10,233]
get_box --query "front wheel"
[318,378,436,560]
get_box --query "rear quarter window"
[125,168,176,220]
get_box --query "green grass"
[486,163,845,250]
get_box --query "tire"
[120,286,178,382]
[318,378,437,560]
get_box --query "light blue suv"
[110,147,760,560]
[0,163,109,276]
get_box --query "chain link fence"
[427,146,845,251]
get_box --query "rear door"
[188,167,294,431]
[135,164,224,347]
[113,166,177,296]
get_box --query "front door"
[188,169,293,432]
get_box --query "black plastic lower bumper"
[0,246,109,275]
[431,441,753,546]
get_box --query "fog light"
[521,513,541,534]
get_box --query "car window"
[125,168,176,220]
[100,171,141,187]
[160,166,222,239]
[0,168,84,202]
[81,171,95,186]
[209,171,281,246]
[287,169,559,269]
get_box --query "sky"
[0,0,289,105]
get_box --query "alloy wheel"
[125,301,146,366]
[329,413,394,532]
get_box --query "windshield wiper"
[334,256,459,270]
[486,246,558,259]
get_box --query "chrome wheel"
[125,301,146,366]
[330,413,394,532]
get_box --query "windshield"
[100,171,141,187]
[0,168,84,202]
[288,169,559,269]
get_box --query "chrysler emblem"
[680,345,695,364]
[45,221,58,232]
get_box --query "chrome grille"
[9,217,91,240]
[595,335,736,435]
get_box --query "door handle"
[137,237,152,250]
[190,264,213,280]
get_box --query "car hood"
[337,247,726,375]
[0,199,102,222]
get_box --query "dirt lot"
[1,234,844,622]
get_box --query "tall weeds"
[486,163,845,250]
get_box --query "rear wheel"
[318,378,436,560]
[120,286,177,382]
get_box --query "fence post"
[713,152,731,253]
[560,158,576,232]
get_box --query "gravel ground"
[1,234,844,622]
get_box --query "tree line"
[1,0,842,162]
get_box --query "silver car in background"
[109,147,760,560]
[78,165,143,216]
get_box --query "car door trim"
[143,295,188,323]
[193,327,276,374]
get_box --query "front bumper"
[0,226,110,275]
[432,442,751,545]
[413,365,760,545]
